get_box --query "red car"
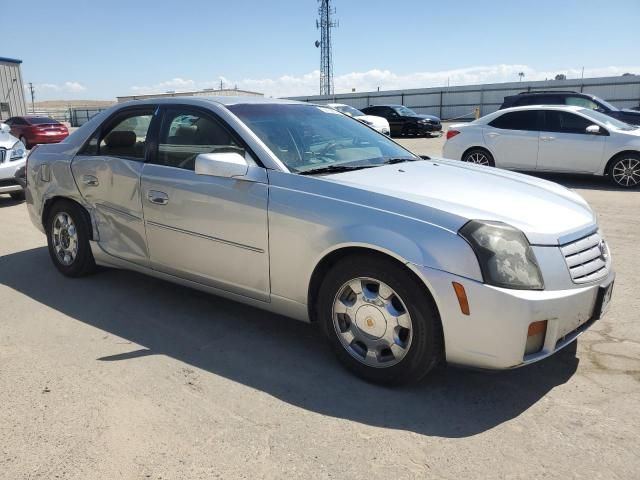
[4,116,69,149]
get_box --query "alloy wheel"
[465,152,491,166]
[332,277,413,368]
[612,158,640,187]
[51,212,78,266]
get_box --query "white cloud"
[129,65,640,98]
[33,81,87,93]
[130,77,196,93]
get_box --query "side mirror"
[194,152,248,178]
[0,123,10,134]
[586,124,601,135]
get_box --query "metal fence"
[22,107,106,127]
[288,75,640,121]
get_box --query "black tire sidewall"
[318,255,442,385]
[46,200,95,277]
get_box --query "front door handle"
[147,190,169,205]
[486,132,500,138]
[82,175,99,186]
[540,136,556,141]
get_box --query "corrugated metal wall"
[288,75,640,120]
[0,59,27,121]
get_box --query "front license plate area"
[592,280,614,321]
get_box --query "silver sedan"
[25,97,615,384]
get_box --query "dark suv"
[360,105,441,137]
[500,91,640,125]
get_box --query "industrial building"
[0,56,27,121]
[117,88,263,103]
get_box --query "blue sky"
[5,0,639,100]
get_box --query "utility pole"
[28,82,35,113]
[316,0,338,96]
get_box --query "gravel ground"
[1,134,639,479]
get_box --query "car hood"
[325,159,595,245]
[0,131,19,149]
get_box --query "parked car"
[4,116,69,149]
[26,97,614,384]
[500,91,640,126]
[443,105,640,188]
[0,123,27,200]
[325,103,390,135]
[360,105,441,137]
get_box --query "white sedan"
[325,103,391,135]
[443,105,640,188]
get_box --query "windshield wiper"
[381,156,422,165]
[297,164,378,175]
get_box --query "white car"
[443,105,640,188]
[326,103,390,135]
[0,123,27,200]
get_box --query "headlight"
[10,141,26,161]
[459,220,544,290]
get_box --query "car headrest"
[104,130,136,148]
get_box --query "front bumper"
[413,264,614,369]
[0,151,26,193]
[416,122,442,133]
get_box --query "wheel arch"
[306,245,441,324]
[42,196,94,241]
[461,145,493,161]
[604,150,640,175]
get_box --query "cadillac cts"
[24,97,614,384]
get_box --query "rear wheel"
[45,200,96,277]
[318,254,443,385]
[463,148,495,167]
[608,154,640,188]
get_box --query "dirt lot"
[1,135,639,479]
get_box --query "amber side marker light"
[452,282,470,315]
[528,320,547,337]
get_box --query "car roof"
[116,95,304,109]
[516,90,582,96]
[499,104,587,113]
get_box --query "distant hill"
[33,100,116,109]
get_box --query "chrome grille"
[560,231,609,284]
[0,149,5,163]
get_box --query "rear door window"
[488,111,540,131]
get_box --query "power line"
[28,82,35,113]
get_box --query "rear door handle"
[147,190,169,205]
[540,136,556,141]
[82,175,99,186]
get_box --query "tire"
[608,153,640,189]
[45,200,96,277]
[318,254,443,385]
[462,148,495,167]
[19,136,30,150]
[9,190,25,201]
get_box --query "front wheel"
[45,200,96,277]
[318,254,443,385]
[462,148,495,167]
[19,136,30,150]
[609,154,640,188]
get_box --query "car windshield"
[331,104,365,117]
[578,108,636,131]
[594,96,618,111]
[27,117,60,125]
[228,103,417,173]
[394,106,417,116]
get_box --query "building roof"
[0,57,23,64]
